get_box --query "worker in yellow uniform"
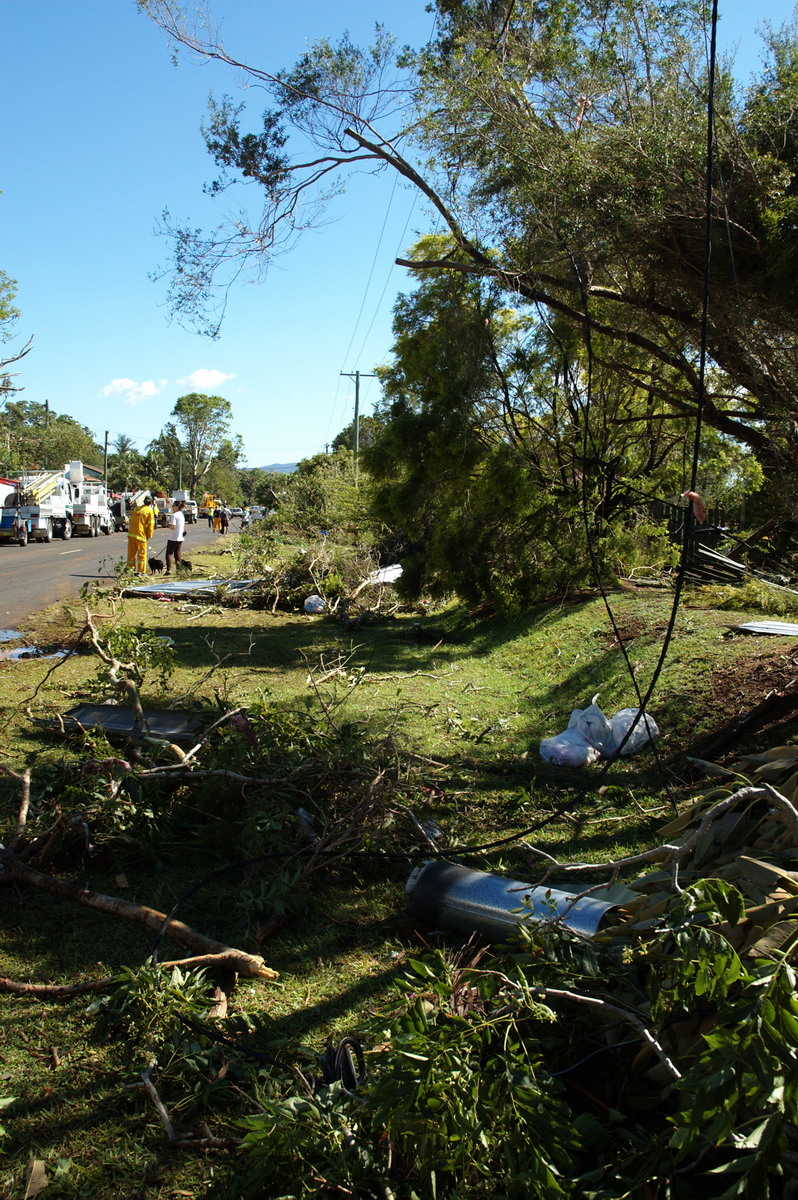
[127,496,156,574]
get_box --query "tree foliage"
[166,391,233,492]
[0,269,32,400]
[365,267,706,609]
[279,447,378,545]
[142,0,798,489]
[0,401,102,474]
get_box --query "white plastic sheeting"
[367,564,403,585]
[122,578,260,598]
[540,694,659,767]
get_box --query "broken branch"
[0,855,278,980]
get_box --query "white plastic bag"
[539,728,602,767]
[303,594,326,614]
[567,693,615,755]
[539,694,658,766]
[608,708,659,756]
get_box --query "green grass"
[1,540,796,1196]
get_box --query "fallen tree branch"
[479,968,682,1083]
[138,1060,240,1148]
[525,785,798,893]
[534,986,682,1082]
[0,951,271,998]
[2,762,32,853]
[0,975,113,997]
[166,637,254,708]
[0,855,278,980]
[136,766,283,785]
[84,609,147,735]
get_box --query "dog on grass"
[177,559,193,573]
[148,556,164,574]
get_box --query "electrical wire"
[555,0,721,794]
[328,184,418,447]
[148,789,603,967]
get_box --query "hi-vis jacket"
[128,505,155,542]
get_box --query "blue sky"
[2,0,795,469]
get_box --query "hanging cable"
[551,0,720,794]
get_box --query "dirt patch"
[690,641,798,761]
[594,616,672,649]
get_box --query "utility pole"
[340,370,376,483]
[103,431,109,485]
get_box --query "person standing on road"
[165,501,186,574]
[127,495,155,575]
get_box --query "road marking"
[60,549,81,555]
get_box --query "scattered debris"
[0,645,68,662]
[736,620,798,637]
[122,578,261,598]
[406,859,622,939]
[34,703,207,745]
[539,694,659,766]
[367,564,403,585]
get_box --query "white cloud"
[177,368,237,391]
[99,378,160,407]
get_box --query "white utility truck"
[172,490,197,523]
[0,468,75,544]
[0,462,114,544]
[67,461,114,537]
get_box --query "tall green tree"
[141,0,798,484]
[237,467,282,506]
[0,401,102,474]
[280,448,377,544]
[366,264,761,609]
[332,414,383,455]
[201,434,245,503]
[106,435,146,492]
[165,392,233,492]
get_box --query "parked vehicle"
[172,490,198,523]
[0,468,76,544]
[67,462,113,537]
[110,495,127,532]
[198,493,220,520]
[117,489,154,531]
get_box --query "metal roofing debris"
[33,703,207,744]
[1,646,68,662]
[736,621,798,636]
[122,577,260,598]
[406,860,619,940]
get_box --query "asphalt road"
[0,519,226,633]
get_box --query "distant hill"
[258,463,297,474]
